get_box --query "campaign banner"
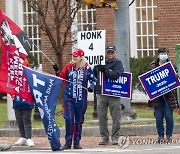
[139,61,180,100]
[0,10,33,102]
[23,66,63,151]
[102,72,132,99]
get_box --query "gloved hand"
[53,64,59,72]
[97,65,107,72]
[88,87,93,93]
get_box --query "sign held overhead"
[78,30,106,67]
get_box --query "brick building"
[0,0,180,73]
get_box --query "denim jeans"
[154,96,174,137]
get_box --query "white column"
[5,0,20,121]
[7,94,15,120]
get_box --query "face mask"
[159,55,168,61]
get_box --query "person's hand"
[53,64,59,72]
[88,87,93,93]
[97,65,107,72]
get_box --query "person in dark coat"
[93,45,124,145]
[148,47,179,143]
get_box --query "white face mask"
[159,55,168,61]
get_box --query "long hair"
[71,56,88,69]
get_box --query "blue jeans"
[154,96,174,137]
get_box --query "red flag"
[0,10,34,102]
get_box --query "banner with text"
[139,61,180,100]
[102,72,132,99]
[23,66,63,151]
[78,30,106,66]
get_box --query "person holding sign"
[148,47,179,143]
[59,49,96,150]
[93,45,124,145]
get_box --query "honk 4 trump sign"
[139,61,180,100]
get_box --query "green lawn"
[0,101,180,128]
[131,106,180,125]
[0,101,95,128]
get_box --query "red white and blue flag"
[23,66,63,151]
[0,10,33,102]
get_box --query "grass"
[130,105,180,125]
[0,101,95,128]
[0,101,180,128]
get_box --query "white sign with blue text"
[139,61,180,100]
[102,72,132,99]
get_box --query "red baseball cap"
[70,49,84,57]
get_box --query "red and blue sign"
[102,72,132,99]
[139,61,180,100]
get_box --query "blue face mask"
[159,55,168,61]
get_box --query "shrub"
[130,56,156,93]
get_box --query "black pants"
[14,109,32,139]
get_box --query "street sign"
[102,72,132,99]
[139,61,180,100]
[78,30,106,67]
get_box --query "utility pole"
[115,0,130,113]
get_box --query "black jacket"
[93,58,124,94]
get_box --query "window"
[22,0,42,65]
[72,4,96,50]
[77,5,96,31]
[130,0,158,58]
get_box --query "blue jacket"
[93,58,124,94]
[13,96,34,110]
[59,62,97,103]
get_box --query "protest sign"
[102,72,132,99]
[139,61,180,100]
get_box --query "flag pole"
[33,44,54,65]
[32,44,88,91]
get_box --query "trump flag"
[23,66,63,151]
[0,10,33,102]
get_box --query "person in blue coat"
[13,96,34,147]
[59,49,96,150]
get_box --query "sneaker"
[99,140,109,145]
[158,136,164,144]
[15,137,26,145]
[166,135,173,143]
[74,144,82,149]
[112,139,118,145]
[63,144,71,150]
[26,138,34,147]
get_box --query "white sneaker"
[26,138,34,147]
[15,137,26,145]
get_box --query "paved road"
[3,144,180,154]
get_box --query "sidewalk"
[1,124,180,150]
[1,134,180,150]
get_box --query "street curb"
[0,124,180,137]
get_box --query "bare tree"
[27,0,81,70]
